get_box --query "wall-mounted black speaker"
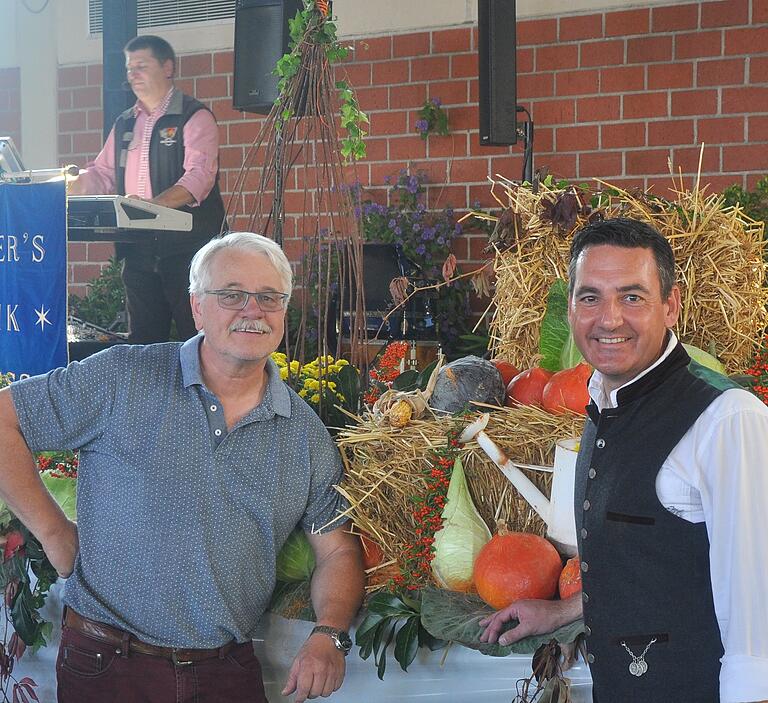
[233,0,304,114]
[478,0,518,146]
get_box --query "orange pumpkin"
[505,367,553,408]
[491,359,520,388]
[473,523,563,610]
[541,363,592,415]
[558,556,582,599]
[358,533,384,571]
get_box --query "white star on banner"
[35,306,52,331]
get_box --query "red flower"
[3,531,24,561]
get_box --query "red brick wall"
[0,67,22,154]
[58,0,768,293]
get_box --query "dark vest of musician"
[574,341,737,703]
[112,90,225,259]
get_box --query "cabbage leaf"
[420,586,584,656]
[538,280,571,372]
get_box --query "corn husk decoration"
[371,356,444,428]
[431,457,491,592]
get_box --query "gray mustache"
[229,320,272,334]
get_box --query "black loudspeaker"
[233,0,304,114]
[478,0,518,146]
[102,0,137,140]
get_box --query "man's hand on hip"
[282,632,346,703]
[40,519,79,578]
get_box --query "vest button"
[580,528,588,539]
[596,438,605,448]
[587,653,595,663]
[581,561,589,572]
[582,592,589,603]
[583,500,591,511]
[588,467,596,479]
[585,625,592,636]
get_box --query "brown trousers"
[56,624,269,703]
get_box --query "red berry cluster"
[392,431,460,591]
[36,452,78,479]
[364,341,410,405]
[747,334,768,406]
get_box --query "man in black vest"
[480,218,768,703]
[70,35,225,343]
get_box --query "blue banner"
[0,181,68,379]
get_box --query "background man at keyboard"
[69,34,225,343]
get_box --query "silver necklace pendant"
[621,638,656,678]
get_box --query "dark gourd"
[429,355,505,414]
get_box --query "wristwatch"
[310,625,353,655]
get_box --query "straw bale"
[488,178,768,373]
[336,406,584,569]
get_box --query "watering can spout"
[460,414,579,556]
[460,413,551,523]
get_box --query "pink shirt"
[78,88,219,206]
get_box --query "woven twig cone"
[488,175,767,373]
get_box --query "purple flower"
[416,244,426,255]
[384,175,392,184]
[431,97,442,107]
[394,226,402,235]
[415,119,429,132]
[353,206,361,218]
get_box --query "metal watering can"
[459,413,579,557]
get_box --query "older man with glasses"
[0,232,364,703]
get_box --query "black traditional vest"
[112,90,225,258]
[574,342,736,703]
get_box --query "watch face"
[336,631,353,652]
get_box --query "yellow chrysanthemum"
[310,393,321,404]
[289,360,301,373]
[298,389,308,398]
[279,367,289,381]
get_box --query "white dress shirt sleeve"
[690,389,768,703]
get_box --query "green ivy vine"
[273,0,368,161]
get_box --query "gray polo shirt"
[12,336,348,647]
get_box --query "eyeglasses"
[205,289,289,312]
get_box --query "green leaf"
[40,474,77,520]
[366,592,418,618]
[560,331,584,370]
[688,359,741,391]
[355,611,385,645]
[11,583,40,646]
[539,279,570,372]
[419,587,585,656]
[392,369,419,391]
[417,360,438,390]
[336,364,360,414]
[373,619,397,680]
[393,616,421,671]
